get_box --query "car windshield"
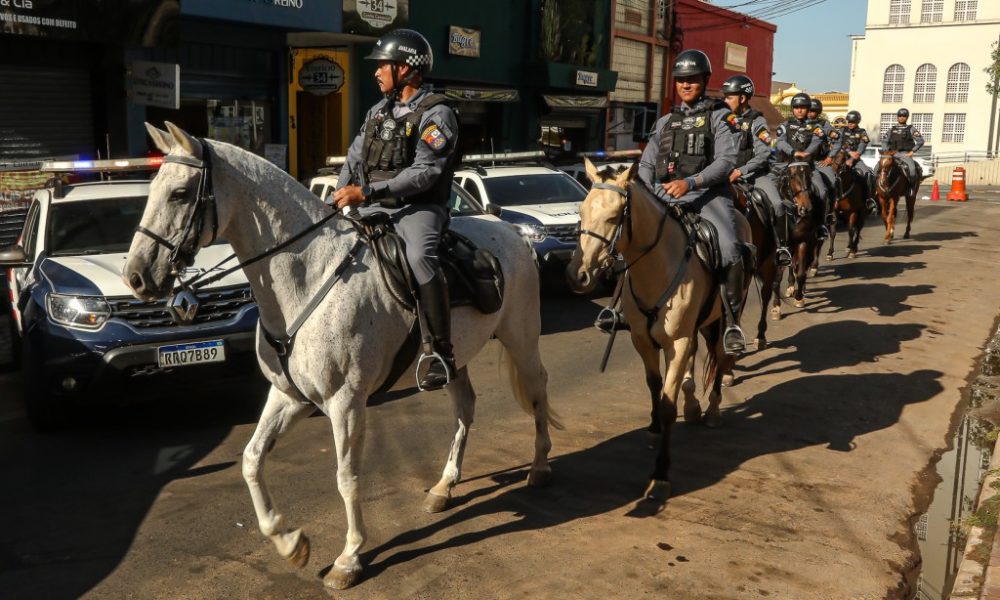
[47,196,225,256]
[481,173,586,206]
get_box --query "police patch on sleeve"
[757,129,772,144]
[813,127,824,136]
[913,129,922,137]
[421,123,448,153]
[828,130,840,140]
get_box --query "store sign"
[299,58,345,96]
[443,88,519,103]
[575,70,599,87]
[448,26,480,58]
[343,0,407,36]
[128,60,180,110]
[724,42,748,72]
[182,0,341,32]
[0,0,176,45]
[543,95,608,109]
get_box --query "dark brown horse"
[780,162,824,308]
[827,149,868,259]
[732,180,780,349]
[875,151,916,243]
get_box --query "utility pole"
[989,34,1000,157]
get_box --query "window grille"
[942,113,966,143]
[878,113,897,140]
[913,64,936,103]
[882,65,905,103]
[910,113,933,141]
[946,63,970,103]
[920,0,942,22]
[954,0,977,21]
[889,0,911,24]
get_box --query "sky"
[712,0,870,93]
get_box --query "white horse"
[124,123,560,590]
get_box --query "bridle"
[577,181,630,272]
[877,154,903,195]
[780,161,814,219]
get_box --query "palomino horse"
[732,180,780,349]
[826,149,868,259]
[778,162,824,308]
[875,151,916,243]
[567,160,749,506]
[123,123,559,590]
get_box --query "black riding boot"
[721,260,747,355]
[418,273,456,391]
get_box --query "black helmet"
[721,75,755,97]
[790,93,811,108]
[673,49,712,77]
[846,110,861,124]
[365,29,434,74]
[809,98,823,112]
[897,108,909,117]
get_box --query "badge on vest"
[421,124,447,152]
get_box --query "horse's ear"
[165,121,203,158]
[619,161,639,183]
[583,157,599,183]
[145,122,174,154]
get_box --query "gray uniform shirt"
[638,98,739,204]
[336,86,459,199]
[738,113,772,177]
[816,119,843,158]
[880,124,924,152]
[774,119,824,162]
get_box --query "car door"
[8,198,42,333]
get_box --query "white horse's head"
[123,122,218,300]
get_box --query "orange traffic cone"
[947,167,969,202]
[930,179,940,201]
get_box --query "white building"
[848,0,1000,156]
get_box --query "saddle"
[359,211,505,315]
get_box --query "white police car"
[0,158,259,430]
[860,145,935,179]
[454,151,587,272]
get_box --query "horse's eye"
[170,188,188,200]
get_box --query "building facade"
[848,0,1000,156]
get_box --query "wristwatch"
[361,184,374,202]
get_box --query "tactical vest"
[360,93,456,207]
[734,109,763,167]
[654,102,715,182]
[812,119,832,156]
[886,124,915,151]
[775,118,814,163]
[841,128,868,151]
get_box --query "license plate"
[157,340,225,368]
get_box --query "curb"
[951,431,1000,598]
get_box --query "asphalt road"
[2,193,1000,599]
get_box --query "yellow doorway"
[288,48,352,181]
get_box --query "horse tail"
[498,345,564,431]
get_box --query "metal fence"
[930,152,996,167]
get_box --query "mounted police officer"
[333,28,460,390]
[638,49,749,355]
[807,98,840,228]
[753,92,827,259]
[840,110,877,211]
[721,75,789,267]
[882,108,924,197]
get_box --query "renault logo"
[168,290,200,325]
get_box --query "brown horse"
[568,159,749,507]
[732,180,781,349]
[875,151,916,243]
[779,162,825,308]
[827,149,868,259]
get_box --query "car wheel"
[21,341,70,432]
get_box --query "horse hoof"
[684,405,702,423]
[423,491,450,513]
[770,308,781,321]
[794,298,805,308]
[904,232,910,239]
[644,479,671,503]
[323,566,362,590]
[825,254,834,261]
[785,285,795,297]
[808,267,818,277]
[527,468,552,488]
[847,251,856,259]
[755,338,767,350]
[703,409,722,428]
[721,373,734,387]
[286,533,310,569]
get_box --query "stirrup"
[723,325,747,355]
[817,225,830,240]
[595,307,629,333]
[866,198,878,213]
[775,247,792,267]
[416,351,454,392]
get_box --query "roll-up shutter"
[0,66,93,163]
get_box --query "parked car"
[860,145,935,179]
[0,158,260,430]
[454,152,588,272]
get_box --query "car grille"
[547,222,579,243]
[0,205,29,248]
[108,285,254,328]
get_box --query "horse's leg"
[424,366,476,513]
[904,193,916,239]
[757,261,777,344]
[785,254,797,299]
[701,322,724,428]
[771,265,783,321]
[794,241,808,308]
[502,338,556,488]
[683,333,699,421]
[630,328,665,432]
[826,209,837,260]
[242,386,315,567]
[645,334,693,505]
[847,210,859,258]
[886,197,897,243]
[323,387,369,590]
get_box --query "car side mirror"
[0,244,29,267]
[486,204,502,217]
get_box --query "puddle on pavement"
[913,331,1000,599]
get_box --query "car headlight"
[46,294,111,330]
[513,223,547,243]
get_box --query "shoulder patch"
[813,127,824,136]
[828,130,840,140]
[726,113,739,126]
[913,129,922,137]
[421,123,448,152]
[757,129,772,144]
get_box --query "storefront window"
[206,100,270,156]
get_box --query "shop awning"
[443,88,520,102]
[543,95,608,110]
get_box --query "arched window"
[882,65,905,103]
[913,64,937,103]
[889,0,911,24]
[946,63,970,103]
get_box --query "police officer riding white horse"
[638,49,752,355]
[333,29,460,390]
[882,107,925,198]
